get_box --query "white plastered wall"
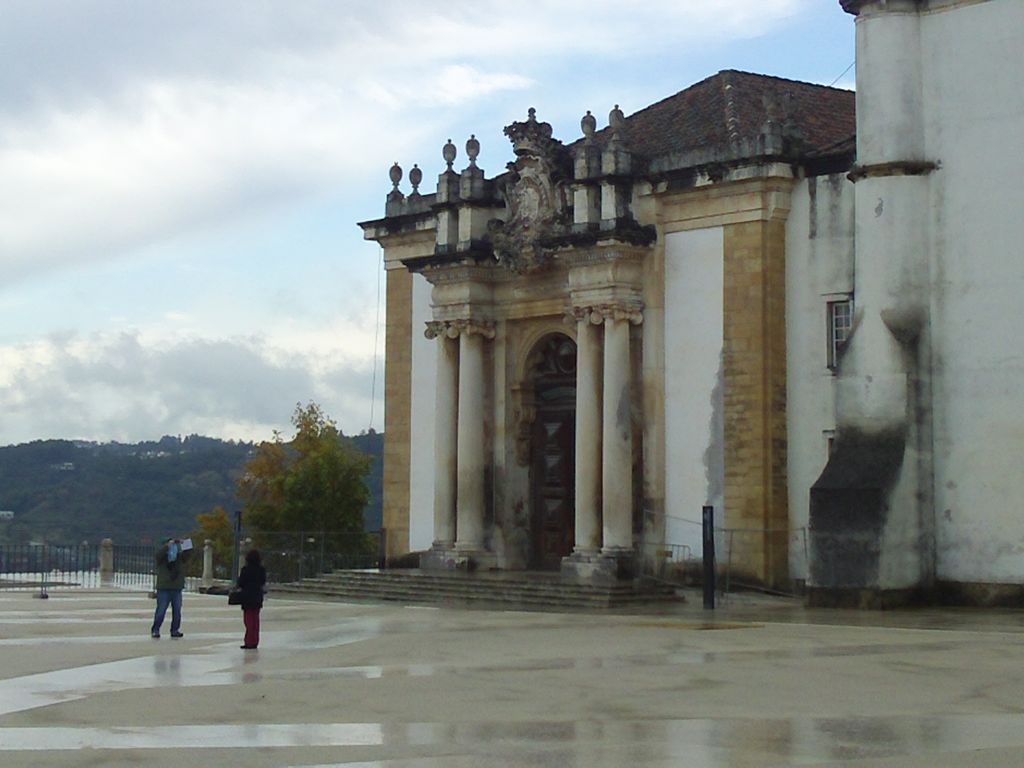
[408,272,437,552]
[663,227,724,559]
[922,0,1024,583]
[784,174,856,582]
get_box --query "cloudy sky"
[0,0,855,447]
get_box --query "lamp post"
[230,510,242,583]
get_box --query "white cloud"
[0,327,381,445]
[0,0,831,444]
[0,0,808,285]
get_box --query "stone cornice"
[840,0,921,14]
[358,208,436,242]
[403,241,495,273]
[651,161,797,195]
[419,262,501,286]
[847,160,938,182]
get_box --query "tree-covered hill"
[0,432,383,545]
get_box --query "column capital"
[577,302,644,326]
[424,320,448,339]
[425,319,496,339]
[567,306,600,325]
[452,318,496,338]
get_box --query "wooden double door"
[529,335,576,570]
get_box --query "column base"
[561,548,636,584]
[422,543,495,572]
[420,542,458,571]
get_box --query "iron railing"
[644,513,808,600]
[0,542,199,594]
[237,530,384,584]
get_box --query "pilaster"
[382,266,413,561]
[722,217,789,588]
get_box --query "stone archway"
[527,334,577,570]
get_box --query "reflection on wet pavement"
[3,714,1024,763]
[3,591,1024,766]
[0,616,388,716]
[0,723,382,750]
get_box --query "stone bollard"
[202,539,214,590]
[100,538,114,587]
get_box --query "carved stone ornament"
[424,319,496,340]
[491,108,573,274]
[424,320,448,340]
[574,302,644,326]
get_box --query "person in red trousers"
[235,549,267,650]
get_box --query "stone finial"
[466,134,480,167]
[609,104,625,138]
[581,110,597,142]
[443,139,457,170]
[504,108,558,158]
[602,104,632,176]
[409,164,422,193]
[386,161,405,215]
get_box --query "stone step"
[269,569,680,610]
[271,585,632,609]
[299,576,645,597]
[309,569,660,589]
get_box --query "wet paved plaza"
[2,589,1024,766]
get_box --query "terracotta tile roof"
[580,70,856,166]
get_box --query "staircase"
[269,569,681,611]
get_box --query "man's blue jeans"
[151,589,182,635]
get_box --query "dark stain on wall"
[809,426,906,588]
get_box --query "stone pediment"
[490,109,573,274]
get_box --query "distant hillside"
[0,432,383,545]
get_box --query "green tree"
[237,402,371,535]
[235,436,288,533]
[191,505,234,578]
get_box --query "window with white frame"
[827,298,852,370]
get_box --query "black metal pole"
[702,505,715,610]
[231,510,242,584]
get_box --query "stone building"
[360,0,1024,605]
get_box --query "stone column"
[573,308,603,554]
[428,322,459,549]
[202,539,214,589]
[600,305,641,554]
[455,320,494,554]
[99,538,114,587]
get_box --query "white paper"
[179,538,193,551]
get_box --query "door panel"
[529,335,576,570]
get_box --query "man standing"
[151,538,191,639]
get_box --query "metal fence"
[0,542,161,593]
[0,530,385,593]
[647,512,807,600]
[238,530,384,584]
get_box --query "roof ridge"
[717,68,855,93]
[720,70,742,146]
[619,69,852,126]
